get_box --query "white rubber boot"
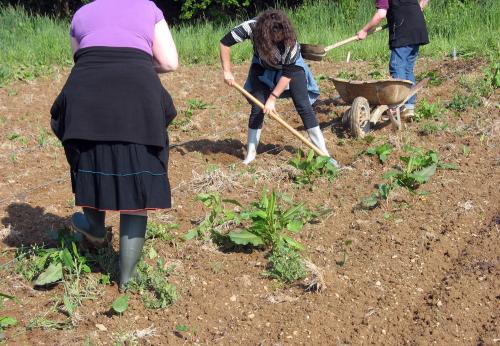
[242,128,262,165]
[307,126,340,168]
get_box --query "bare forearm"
[419,0,429,9]
[272,76,291,97]
[361,9,387,32]
[219,43,231,72]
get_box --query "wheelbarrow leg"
[369,105,389,125]
[389,107,402,130]
[387,77,430,131]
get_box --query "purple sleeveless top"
[70,0,164,56]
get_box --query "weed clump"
[128,258,178,309]
[288,149,338,185]
[266,243,307,283]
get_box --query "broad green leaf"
[260,191,269,208]
[99,274,111,285]
[148,247,158,259]
[33,262,63,286]
[222,211,237,220]
[182,229,199,241]
[282,236,304,251]
[0,316,17,328]
[286,220,303,233]
[429,151,438,163]
[228,230,264,246]
[60,248,73,268]
[82,264,91,273]
[71,242,79,258]
[382,170,400,179]
[378,184,392,200]
[282,203,304,220]
[366,147,376,155]
[251,210,268,219]
[112,294,129,314]
[379,151,390,162]
[412,164,436,183]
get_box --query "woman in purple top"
[51,0,179,290]
[357,0,429,117]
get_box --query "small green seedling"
[361,145,458,207]
[368,70,384,80]
[288,149,338,185]
[366,143,392,163]
[447,93,481,112]
[174,324,196,339]
[147,222,179,242]
[182,192,242,242]
[417,70,443,86]
[175,324,189,332]
[0,316,17,329]
[111,294,129,315]
[484,62,499,89]
[415,100,445,122]
[6,132,19,140]
[336,71,359,80]
[99,274,111,285]
[462,145,470,157]
[418,122,448,136]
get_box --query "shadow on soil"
[1,203,69,247]
[172,138,298,158]
[171,138,245,159]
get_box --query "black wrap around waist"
[50,47,177,148]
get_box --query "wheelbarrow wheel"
[349,97,371,138]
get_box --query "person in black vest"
[357,0,429,118]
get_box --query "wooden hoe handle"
[324,24,388,52]
[231,82,328,157]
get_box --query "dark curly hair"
[253,9,297,66]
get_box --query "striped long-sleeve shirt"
[220,18,302,77]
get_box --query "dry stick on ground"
[303,259,327,292]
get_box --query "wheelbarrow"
[332,77,429,137]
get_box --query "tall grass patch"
[0,6,72,86]
[1,0,499,85]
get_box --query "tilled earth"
[0,57,498,345]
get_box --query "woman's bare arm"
[152,19,179,73]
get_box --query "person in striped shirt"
[220,9,339,166]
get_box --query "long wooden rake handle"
[231,82,328,157]
[324,24,388,52]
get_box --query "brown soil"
[0,58,499,345]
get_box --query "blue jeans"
[389,45,420,109]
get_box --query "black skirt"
[64,140,171,211]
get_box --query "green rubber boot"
[71,208,106,246]
[119,214,147,291]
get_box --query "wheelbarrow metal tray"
[331,78,414,105]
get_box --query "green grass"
[1,0,499,86]
[0,6,72,86]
